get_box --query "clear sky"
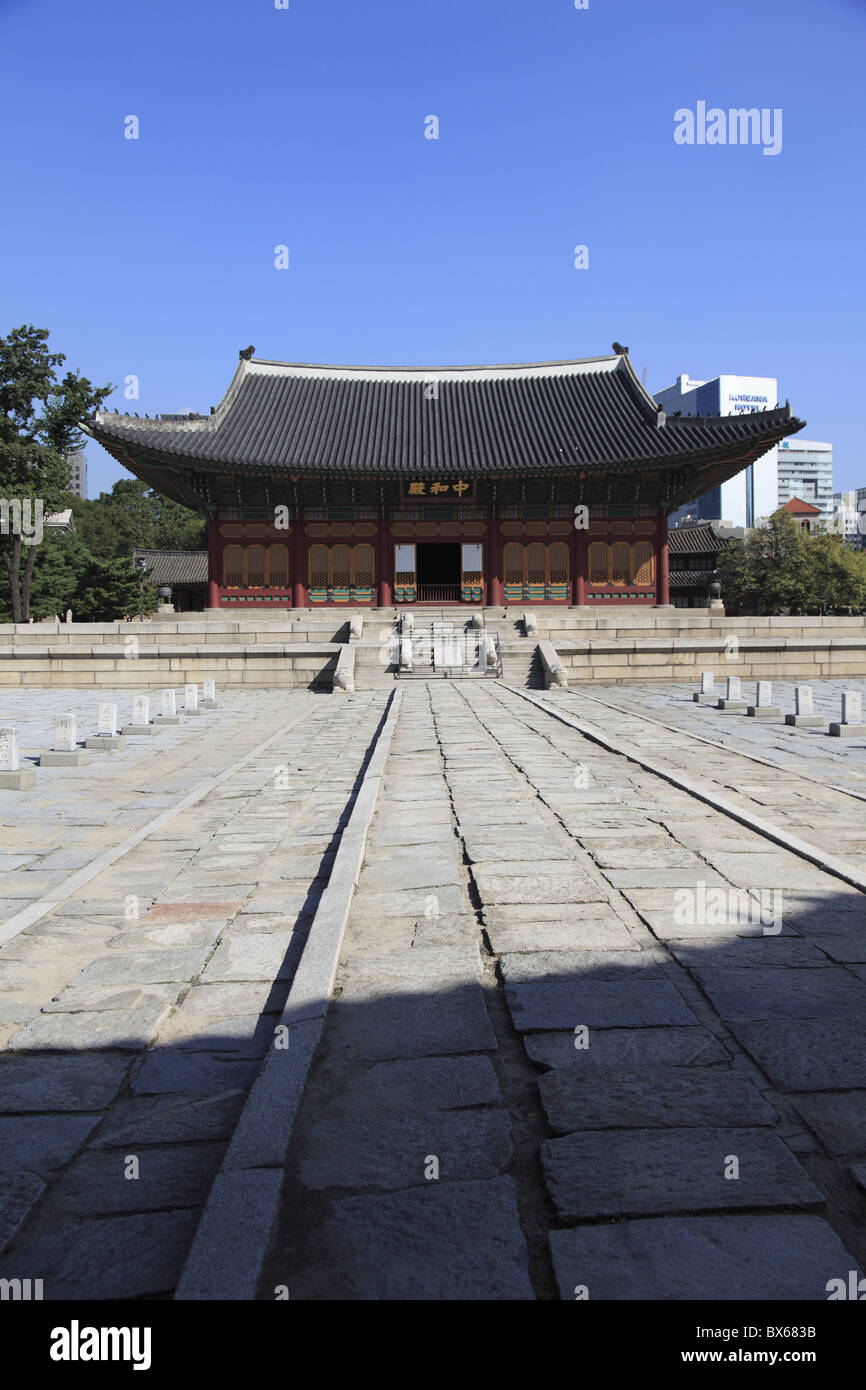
[2,0,864,496]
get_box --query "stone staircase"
[500,643,545,689]
[397,620,502,680]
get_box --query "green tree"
[72,479,205,561]
[0,325,111,621]
[718,511,866,614]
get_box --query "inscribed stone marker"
[54,714,77,752]
[0,726,20,771]
[97,702,118,736]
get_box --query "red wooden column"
[655,514,670,606]
[572,528,588,605]
[487,516,504,607]
[206,516,221,609]
[292,522,306,608]
[376,520,392,607]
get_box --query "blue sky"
[2,0,864,496]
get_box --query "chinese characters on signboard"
[405,480,471,497]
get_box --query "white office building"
[777,439,833,526]
[654,373,779,528]
[66,450,87,499]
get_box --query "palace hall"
[86,346,804,609]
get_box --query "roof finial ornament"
[612,341,629,355]
[239,345,255,360]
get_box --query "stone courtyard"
[1,678,865,1300]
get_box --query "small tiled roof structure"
[132,549,208,585]
[85,350,806,513]
[778,496,821,516]
[667,522,721,554]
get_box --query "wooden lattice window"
[331,544,352,588]
[611,542,631,585]
[268,544,289,588]
[222,544,244,588]
[526,543,546,585]
[588,542,609,584]
[309,545,329,588]
[632,542,654,585]
[504,543,524,586]
[309,543,376,590]
[353,544,374,587]
[246,544,267,588]
[548,542,569,584]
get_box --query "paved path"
[265,681,866,1300]
[2,680,865,1299]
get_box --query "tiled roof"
[132,549,208,584]
[667,523,729,555]
[669,569,716,589]
[87,352,804,478]
[779,496,821,515]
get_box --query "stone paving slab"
[542,1127,822,1221]
[484,918,639,955]
[89,1092,247,1149]
[525,1025,729,1072]
[284,1177,533,1300]
[200,933,296,983]
[505,977,698,1031]
[500,948,661,983]
[298,1111,513,1191]
[0,1209,201,1299]
[8,999,174,1051]
[689,966,866,1021]
[549,1214,860,1301]
[730,1021,866,1090]
[539,1067,776,1132]
[0,1054,130,1111]
[0,1172,46,1255]
[791,1092,866,1157]
[324,986,497,1062]
[50,1143,224,1217]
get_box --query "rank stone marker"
[85,701,124,750]
[201,679,217,709]
[747,680,781,720]
[693,671,716,704]
[154,688,183,725]
[39,713,91,766]
[829,690,866,738]
[184,683,204,716]
[0,725,36,790]
[786,685,823,729]
[122,694,160,737]
[717,675,747,711]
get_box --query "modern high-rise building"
[66,449,87,499]
[776,439,833,526]
[654,373,780,528]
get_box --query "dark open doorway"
[417,543,461,600]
